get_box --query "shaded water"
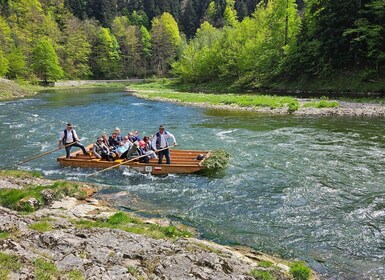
[1,88,385,279]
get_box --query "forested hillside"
[0,0,383,89]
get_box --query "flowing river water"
[1,88,385,279]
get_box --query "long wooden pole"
[17,142,78,166]
[87,146,173,177]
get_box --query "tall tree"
[90,27,121,78]
[0,50,9,77]
[31,38,63,82]
[151,12,181,75]
[60,17,92,79]
[6,46,27,79]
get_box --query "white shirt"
[151,131,176,150]
[59,129,79,143]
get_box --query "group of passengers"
[92,125,176,164]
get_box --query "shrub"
[250,269,275,280]
[290,261,311,280]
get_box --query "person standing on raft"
[58,123,89,158]
[151,125,176,164]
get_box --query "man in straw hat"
[58,123,89,158]
[151,125,176,164]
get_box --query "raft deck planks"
[57,144,209,175]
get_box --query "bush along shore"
[127,81,385,117]
[0,170,317,279]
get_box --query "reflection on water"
[1,88,385,279]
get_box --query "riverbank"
[0,170,316,279]
[0,79,139,101]
[127,81,385,117]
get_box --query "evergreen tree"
[223,0,238,27]
[181,0,199,38]
[344,0,385,74]
[31,38,63,82]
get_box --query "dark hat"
[159,125,165,129]
[97,137,103,141]
[66,123,73,127]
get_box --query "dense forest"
[0,0,384,88]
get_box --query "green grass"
[33,258,85,280]
[0,170,42,178]
[290,262,311,280]
[302,100,339,108]
[0,252,21,280]
[0,231,10,239]
[258,261,274,268]
[0,180,90,212]
[250,269,275,280]
[74,211,194,240]
[129,82,299,111]
[29,221,53,232]
[34,258,59,280]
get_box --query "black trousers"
[158,148,170,164]
[65,142,87,158]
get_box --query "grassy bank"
[127,80,339,112]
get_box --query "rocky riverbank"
[128,91,385,117]
[0,171,317,279]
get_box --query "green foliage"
[250,269,275,280]
[223,0,238,27]
[6,46,27,79]
[29,221,53,232]
[289,261,311,280]
[31,38,63,82]
[0,50,9,77]
[61,17,92,79]
[151,12,181,75]
[288,101,299,113]
[202,150,230,171]
[302,100,339,108]
[75,211,194,240]
[91,27,121,79]
[0,230,10,239]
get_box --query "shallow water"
[1,88,385,279]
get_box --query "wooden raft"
[57,144,211,175]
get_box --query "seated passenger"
[108,132,119,150]
[116,141,128,159]
[114,127,123,142]
[125,141,149,163]
[127,131,140,143]
[140,139,157,159]
[122,136,132,150]
[92,137,115,161]
[102,133,113,150]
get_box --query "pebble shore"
[129,91,385,117]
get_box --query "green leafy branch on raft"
[201,150,230,171]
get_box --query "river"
[1,88,384,279]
